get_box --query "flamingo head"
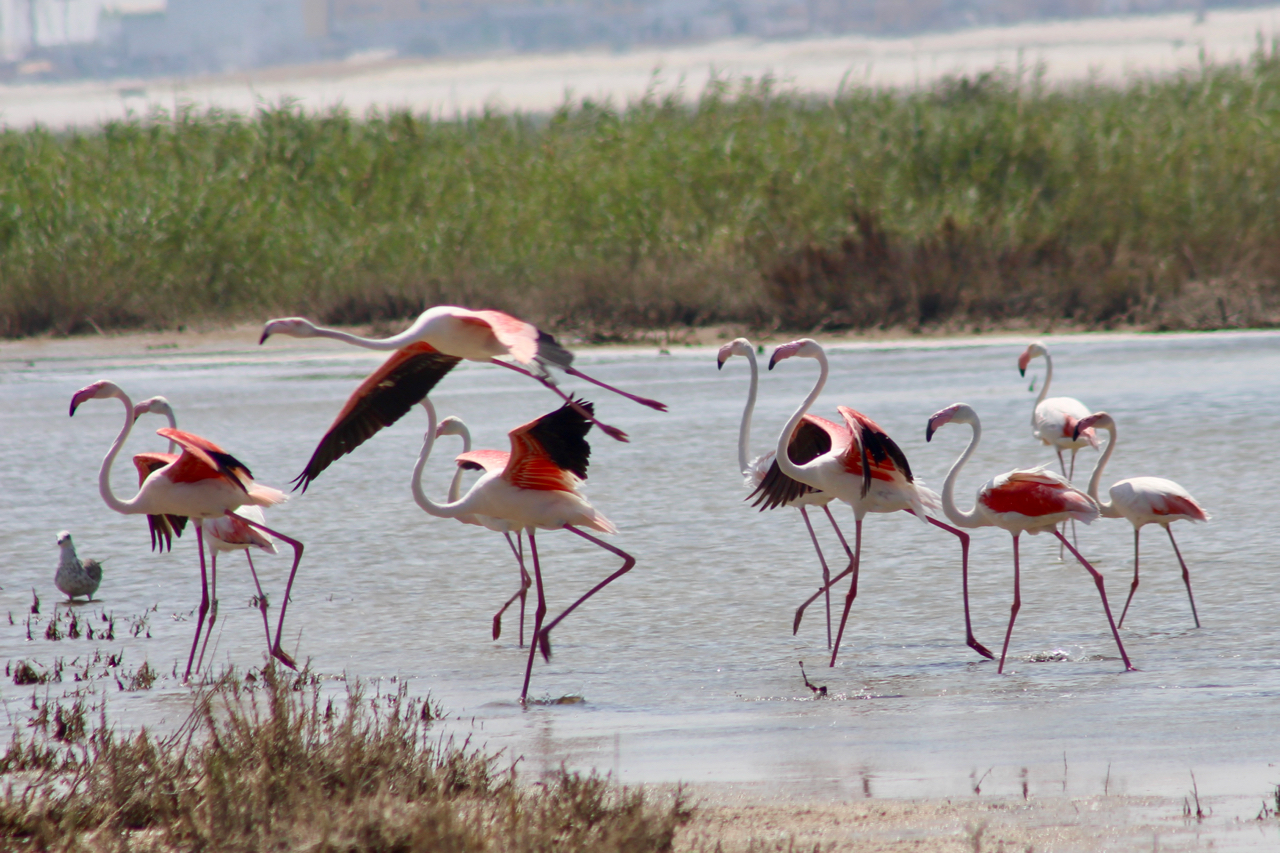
[132,395,175,423]
[69,380,124,416]
[768,338,822,370]
[925,403,977,442]
[1072,411,1113,443]
[56,531,72,548]
[436,416,467,438]
[1017,341,1047,377]
[716,337,754,370]
[259,317,317,344]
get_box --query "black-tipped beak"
[69,402,78,417]
[925,422,936,442]
[1072,424,1081,441]
[768,353,780,370]
[1018,366,1026,377]
[257,329,270,345]
[716,358,725,371]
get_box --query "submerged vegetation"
[5,47,1280,338]
[0,667,691,850]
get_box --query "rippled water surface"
[2,330,1278,818]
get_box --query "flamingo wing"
[133,451,187,552]
[467,310,574,369]
[293,343,463,491]
[748,415,847,511]
[1111,477,1209,524]
[503,398,593,491]
[158,428,253,495]
[456,449,510,473]
[838,407,910,495]
[981,468,1098,523]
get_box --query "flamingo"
[925,402,1133,673]
[1073,411,1209,628]
[258,306,667,491]
[717,337,855,648]
[132,396,278,666]
[768,339,994,666]
[55,532,102,602]
[1017,342,1099,480]
[434,410,532,645]
[69,380,304,679]
[411,397,634,703]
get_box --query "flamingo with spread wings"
[133,396,277,666]
[1074,411,1209,628]
[926,402,1133,674]
[411,397,634,703]
[70,380,304,680]
[767,339,994,667]
[717,337,855,648]
[259,306,667,491]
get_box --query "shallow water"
[2,330,1279,827]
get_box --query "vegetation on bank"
[0,668,691,851]
[4,48,1280,339]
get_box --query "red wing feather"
[456,449,510,473]
[133,452,176,486]
[1152,492,1207,520]
[293,343,462,491]
[503,399,593,492]
[158,428,251,495]
[982,479,1089,517]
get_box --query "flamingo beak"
[716,345,732,370]
[1073,413,1101,442]
[768,342,801,370]
[257,325,273,345]
[925,406,956,442]
[69,383,101,416]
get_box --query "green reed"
[4,46,1280,338]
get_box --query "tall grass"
[0,668,692,850]
[5,48,1280,338]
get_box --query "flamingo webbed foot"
[968,637,995,660]
[597,423,629,442]
[271,644,298,671]
[538,630,553,662]
[492,612,503,641]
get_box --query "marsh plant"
[0,667,691,850]
[6,47,1280,338]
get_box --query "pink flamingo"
[133,396,277,666]
[70,380,304,679]
[259,307,667,490]
[411,397,634,703]
[926,402,1134,673]
[1074,411,1209,628]
[433,409,532,645]
[718,337,855,648]
[768,339,994,666]
[1017,342,1099,480]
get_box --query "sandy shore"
[4,5,1280,130]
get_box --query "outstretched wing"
[133,451,187,552]
[456,449,510,473]
[158,428,252,496]
[503,398,593,491]
[838,407,912,495]
[293,343,463,492]
[748,415,848,511]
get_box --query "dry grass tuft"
[0,667,691,851]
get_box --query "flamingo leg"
[997,534,1023,674]
[1118,527,1142,629]
[195,549,220,672]
[1166,526,1200,628]
[537,525,635,662]
[828,518,863,668]
[799,507,834,649]
[1052,529,1134,671]
[183,526,211,683]
[520,531,548,704]
[493,531,532,645]
[236,513,302,671]
[792,561,856,635]
[1055,449,1069,559]
[562,365,667,411]
[924,516,994,659]
[490,361,630,442]
[244,549,274,649]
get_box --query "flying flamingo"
[925,402,1133,673]
[717,337,855,648]
[411,397,634,703]
[768,339,994,666]
[1017,342,1099,480]
[258,306,667,491]
[133,396,278,665]
[70,380,304,679]
[434,409,532,645]
[1073,411,1209,628]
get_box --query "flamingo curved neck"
[411,400,473,519]
[940,415,986,528]
[774,349,828,485]
[736,349,759,475]
[1085,420,1119,516]
[159,404,177,454]
[1031,351,1053,418]
[446,421,473,503]
[99,390,144,515]
[302,318,425,352]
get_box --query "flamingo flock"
[64,308,1209,699]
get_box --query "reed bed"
[0,667,691,851]
[5,48,1280,339]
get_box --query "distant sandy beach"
[4,5,1280,129]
